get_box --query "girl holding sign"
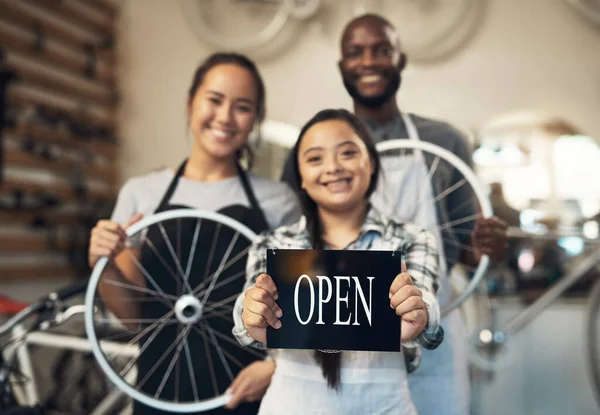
[233,109,443,414]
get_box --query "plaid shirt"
[232,206,444,373]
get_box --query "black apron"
[133,160,269,415]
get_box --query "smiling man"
[280,13,508,415]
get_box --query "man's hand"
[224,360,276,410]
[389,262,428,343]
[472,216,509,263]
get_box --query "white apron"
[371,113,470,415]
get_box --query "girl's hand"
[389,262,429,343]
[224,360,276,409]
[88,213,143,268]
[242,273,282,344]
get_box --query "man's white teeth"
[361,75,382,83]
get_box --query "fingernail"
[275,320,282,329]
[389,292,392,299]
[274,293,279,300]
[275,308,282,318]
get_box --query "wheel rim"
[84,209,262,413]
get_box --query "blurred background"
[0,0,599,414]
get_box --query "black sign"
[266,249,402,352]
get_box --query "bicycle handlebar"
[0,279,89,337]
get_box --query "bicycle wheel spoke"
[202,323,234,382]
[158,223,193,294]
[194,324,245,370]
[192,246,251,296]
[185,220,202,284]
[202,223,222,287]
[145,236,188,293]
[101,309,175,345]
[114,310,177,373]
[427,155,441,182]
[201,232,240,307]
[202,293,241,314]
[98,296,169,302]
[200,325,219,397]
[175,323,181,403]
[203,301,234,312]
[416,178,468,211]
[445,195,478,219]
[137,325,190,391]
[155,326,191,399]
[442,237,478,254]
[102,278,178,302]
[438,212,482,231]
[96,318,180,324]
[204,308,234,323]
[435,178,467,203]
[442,227,473,236]
[195,270,246,301]
[124,250,177,307]
[183,337,200,402]
[192,324,265,360]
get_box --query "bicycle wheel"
[180,0,290,51]
[84,209,265,413]
[374,0,485,63]
[586,275,600,409]
[375,139,493,315]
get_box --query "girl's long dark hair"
[287,109,381,389]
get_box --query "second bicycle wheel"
[84,209,266,413]
[374,139,493,315]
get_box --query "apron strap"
[400,112,419,142]
[156,159,187,212]
[236,164,269,229]
[157,160,269,229]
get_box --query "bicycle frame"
[2,322,139,415]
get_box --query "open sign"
[266,249,402,352]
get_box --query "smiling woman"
[86,53,302,415]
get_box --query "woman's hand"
[88,213,143,268]
[389,262,429,343]
[224,360,276,409]
[242,273,283,345]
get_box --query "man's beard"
[342,70,401,109]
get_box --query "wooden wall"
[0,0,120,283]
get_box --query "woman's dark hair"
[187,52,266,169]
[287,108,381,389]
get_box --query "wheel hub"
[174,295,203,324]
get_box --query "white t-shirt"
[111,168,302,238]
